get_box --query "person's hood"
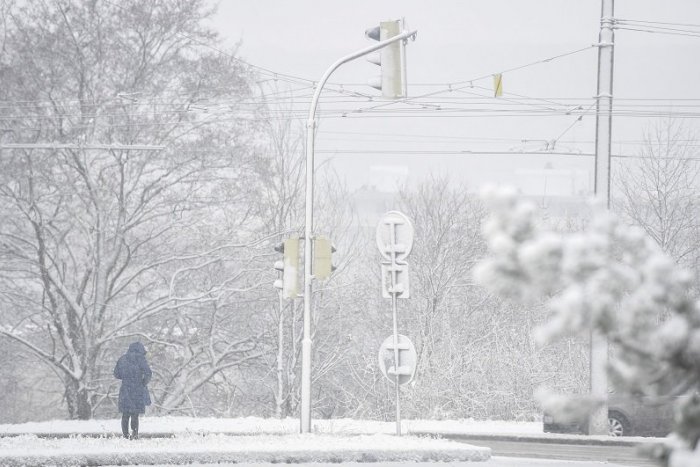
[128,341,146,355]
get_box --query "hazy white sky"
[209,1,700,196]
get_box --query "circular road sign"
[376,211,414,262]
[378,334,417,386]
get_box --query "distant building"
[522,194,592,228]
[368,165,409,193]
[515,163,591,197]
[351,166,407,227]
[350,163,592,229]
[352,186,397,228]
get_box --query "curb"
[410,431,654,447]
[0,430,658,447]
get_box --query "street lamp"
[300,22,417,433]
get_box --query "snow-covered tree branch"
[475,186,700,465]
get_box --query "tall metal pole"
[276,285,285,419]
[301,28,417,433]
[590,0,614,436]
[399,18,408,99]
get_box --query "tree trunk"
[65,379,92,420]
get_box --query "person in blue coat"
[114,341,152,439]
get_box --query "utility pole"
[590,0,615,436]
[300,25,417,434]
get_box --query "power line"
[8,94,700,121]
[615,23,700,36]
[315,148,700,162]
[317,129,700,144]
[7,109,700,135]
[6,91,700,111]
[346,45,597,114]
[615,18,700,29]
[316,149,593,156]
[614,26,700,39]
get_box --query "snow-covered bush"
[474,186,700,467]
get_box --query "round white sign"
[376,211,414,262]
[378,334,417,386]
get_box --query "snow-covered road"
[102,459,630,467]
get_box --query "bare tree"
[394,177,560,420]
[614,119,700,273]
[249,109,306,418]
[0,0,262,419]
[321,178,589,421]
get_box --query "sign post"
[376,211,414,436]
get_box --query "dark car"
[543,394,675,437]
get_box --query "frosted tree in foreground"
[474,186,700,467]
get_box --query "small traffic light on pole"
[365,19,407,99]
[274,237,300,299]
[313,236,336,281]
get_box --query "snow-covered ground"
[0,432,491,466]
[0,417,539,466]
[0,416,659,466]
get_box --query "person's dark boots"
[121,416,129,439]
[130,415,139,440]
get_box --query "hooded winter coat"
[114,342,152,414]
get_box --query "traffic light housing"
[313,236,336,281]
[365,19,406,99]
[273,237,299,299]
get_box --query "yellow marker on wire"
[493,73,503,97]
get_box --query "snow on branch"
[474,186,700,463]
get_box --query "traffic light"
[313,236,336,281]
[365,19,406,99]
[273,237,299,299]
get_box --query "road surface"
[110,460,632,467]
[454,437,656,466]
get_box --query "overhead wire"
[7,88,700,112]
[349,45,597,116]
[551,102,597,145]
[7,108,700,136]
[4,95,700,121]
[615,23,700,36]
[615,19,700,28]
[0,31,692,121]
[313,149,700,162]
[3,13,700,148]
[614,26,700,39]
[317,130,700,146]
[315,149,592,156]
[2,8,698,184]
[614,18,700,38]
